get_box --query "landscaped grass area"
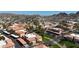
[40,32,79,48]
[35,29,79,48]
[42,34,54,42]
[42,34,61,48]
[59,39,79,48]
[50,44,60,48]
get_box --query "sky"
[0,11,77,16]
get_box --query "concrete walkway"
[45,36,63,48]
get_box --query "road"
[45,35,64,48]
[0,30,22,48]
[50,39,63,48]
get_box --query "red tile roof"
[34,44,48,48]
[3,38,15,48]
[17,38,26,45]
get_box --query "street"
[0,30,22,48]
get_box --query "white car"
[10,34,19,39]
[3,30,10,35]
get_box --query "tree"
[74,23,79,30]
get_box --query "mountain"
[0,12,79,24]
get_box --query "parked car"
[10,34,19,39]
[3,30,10,35]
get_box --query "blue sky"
[0,11,77,16]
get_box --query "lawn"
[50,44,60,48]
[42,34,61,48]
[42,33,54,42]
[59,39,79,48]
[40,33,79,48]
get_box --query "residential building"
[66,21,77,30]
[42,22,59,29]
[33,41,48,48]
[0,25,3,30]
[17,38,30,48]
[9,23,27,37]
[25,33,42,45]
[64,33,79,42]
[9,23,26,31]
[0,34,15,48]
[46,28,63,35]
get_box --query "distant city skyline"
[0,11,77,16]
